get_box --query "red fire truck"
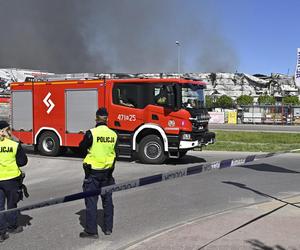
[10,73,215,164]
[0,95,10,123]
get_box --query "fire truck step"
[168,151,180,159]
[117,144,131,148]
[117,144,132,158]
[117,154,132,159]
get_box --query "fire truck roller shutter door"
[37,131,61,156]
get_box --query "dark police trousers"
[0,178,20,234]
[82,169,115,234]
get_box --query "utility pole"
[175,41,181,74]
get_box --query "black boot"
[79,231,99,239]
[0,233,9,243]
[8,226,23,234]
[104,230,112,235]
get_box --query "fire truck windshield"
[181,84,205,109]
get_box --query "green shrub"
[236,95,254,106]
[282,96,300,105]
[215,95,233,109]
[258,95,275,105]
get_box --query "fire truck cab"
[10,73,215,164]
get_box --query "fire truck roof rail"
[24,72,204,82]
[105,73,203,81]
[25,73,101,82]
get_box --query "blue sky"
[207,0,299,75]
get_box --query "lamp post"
[175,41,181,75]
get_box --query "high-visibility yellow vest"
[0,138,21,181]
[83,125,117,170]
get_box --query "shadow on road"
[222,181,300,208]
[24,144,207,165]
[198,182,296,249]
[23,146,84,159]
[198,202,287,250]
[246,239,297,250]
[76,209,105,233]
[239,163,300,174]
[25,145,208,166]
[166,155,206,165]
[17,213,33,228]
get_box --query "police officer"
[0,121,28,242]
[79,108,117,239]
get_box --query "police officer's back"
[0,121,28,242]
[79,108,117,239]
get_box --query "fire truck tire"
[138,135,166,164]
[37,131,61,156]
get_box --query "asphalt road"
[1,151,300,250]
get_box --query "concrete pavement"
[126,195,300,250]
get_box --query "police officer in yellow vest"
[0,121,28,242]
[79,108,117,239]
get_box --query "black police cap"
[96,107,108,116]
[0,121,9,129]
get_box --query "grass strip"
[203,130,300,152]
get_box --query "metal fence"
[239,105,300,125]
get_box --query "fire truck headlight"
[182,133,192,140]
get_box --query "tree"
[205,95,214,109]
[258,95,275,105]
[236,95,254,106]
[215,95,233,109]
[282,96,300,105]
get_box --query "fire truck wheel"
[138,135,166,164]
[37,131,60,156]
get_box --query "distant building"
[0,69,298,102]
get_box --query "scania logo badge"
[168,120,175,127]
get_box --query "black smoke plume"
[0,0,239,73]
